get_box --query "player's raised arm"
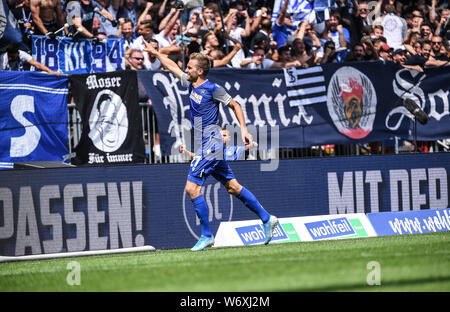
[144,40,183,79]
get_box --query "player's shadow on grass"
[281,275,450,291]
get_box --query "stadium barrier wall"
[0,152,449,255]
[214,208,450,248]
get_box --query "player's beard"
[187,72,199,82]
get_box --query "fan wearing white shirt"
[0,43,59,75]
[119,19,135,51]
[129,21,156,69]
[132,21,155,50]
[224,8,252,68]
[144,39,162,70]
[97,0,120,37]
[373,4,407,50]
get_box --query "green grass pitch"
[1,232,449,292]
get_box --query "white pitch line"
[0,246,155,263]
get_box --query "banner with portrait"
[69,70,145,165]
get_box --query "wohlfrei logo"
[305,217,368,240]
[235,223,300,245]
[88,89,128,152]
[327,66,377,139]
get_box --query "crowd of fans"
[1,0,450,73]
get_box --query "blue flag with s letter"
[0,71,69,164]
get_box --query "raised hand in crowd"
[137,1,153,29]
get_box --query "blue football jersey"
[181,73,232,156]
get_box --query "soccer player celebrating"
[144,42,278,251]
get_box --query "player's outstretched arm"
[179,145,195,159]
[144,40,183,79]
[227,99,253,145]
[245,141,258,151]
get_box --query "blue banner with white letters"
[31,36,125,74]
[367,209,450,236]
[138,62,450,156]
[0,71,69,164]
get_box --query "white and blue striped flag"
[271,0,314,25]
[283,66,327,107]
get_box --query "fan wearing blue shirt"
[144,42,278,251]
[272,0,297,49]
[326,12,350,50]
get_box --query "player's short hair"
[189,52,211,76]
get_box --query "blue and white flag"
[32,36,125,74]
[283,66,327,106]
[0,71,69,164]
[0,0,23,48]
[271,0,314,25]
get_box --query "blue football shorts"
[187,155,236,186]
